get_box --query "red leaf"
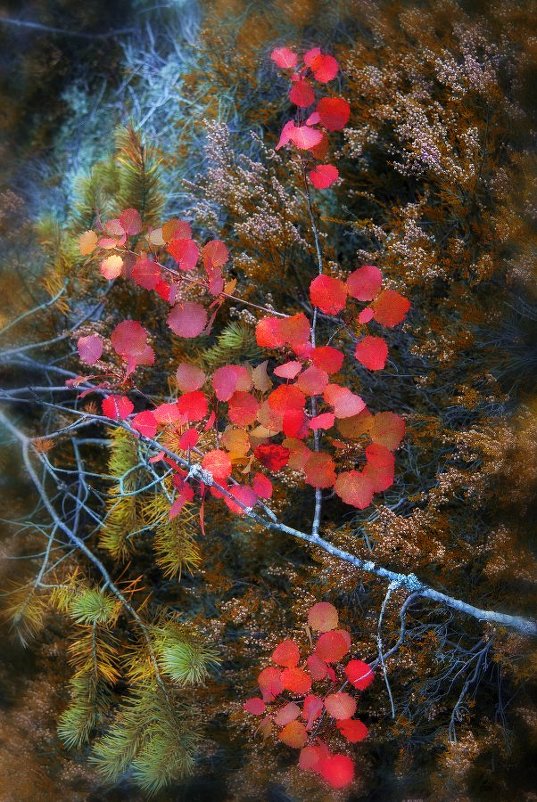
[169,484,194,519]
[131,410,158,438]
[290,125,324,150]
[176,390,208,422]
[119,208,142,235]
[289,78,315,107]
[167,237,199,271]
[256,316,285,348]
[167,302,208,338]
[176,363,206,393]
[228,391,259,425]
[254,443,290,471]
[268,384,306,413]
[272,639,300,668]
[296,365,329,396]
[283,408,308,439]
[315,629,351,663]
[299,744,324,772]
[271,47,298,69]
[281,667,312,694]
[153,402,185,425]
[304,452,337,489]
[344,659,374,690]
[363,443,394,491]
[372,289,411,327]
[304,48,339,83]
[179,428,199,450]
[358,306,374,324]
[274,360,302,380]
[323,384,365,418]
[276,120,296,150]
[309,274,347,314]
[252,472,273,498]
[131,257,161,290]
[77,334,103,366]
[318,754,355,789]
[306,654,329,681]
[311,346,344,374]
[308,164,339,189]
[224,485,257,515]
[346,264,382,301]
[243,697,266,715]
[102,395,134,420]
[355,336,388,370]
[309,412,335,431]
[308,602,338,632]
[110,320,155,375]
[258,666,283,701]
[316,97,350,131]
[336,718,369,742]
[334,470,374,509]
[324,692,356,720]
[279,313,311,349]
[202,449,232,481]
[302,694,323,729]
[202,239,229,271]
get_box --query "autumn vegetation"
[0,2,537,801]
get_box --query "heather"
[0,1,536,801]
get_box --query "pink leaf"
[167,302,208,338]
[290,125,324,150]
[252,472,273,499]
[309,274,347,314]
[243,697,266,715]
[131,257,160,290]
[289,78,315,108]
[131,410,158,438]
[167,237,199,271]
[110,320,155,375]
[346,265,382,301]
[176,363,206,392]
[77,334,103,366]
[275,120,296,150]
[119,208,142,235]
[323,384,365,418]
[271,47,298,69]
[316,97,350,131]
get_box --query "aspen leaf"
[308,602,338,632]
[344,659,374,690]
[324,692,356,720]
[243,698,266,715]
[221,427,250,459]
[119,208,142,235]
[302,694,323,729]
[162,219,191,242]
[100,254,124,280]
[276,120,296,150]
[306,654,329,681]
[279,720,308,749]
[296,365,328,396]
[274,702,301,726]
[102,395,133,420]
[131,410,158,438]
[355,336,388,370]
[111,320,155,375]
[363,443,394,491]
[308,164,339,189]
[252,360,272,392]
[179,428,199,450]
[347,265,382,301]
[370,412,405,451]
[358,306,374,323]
[336,718,369,742]
[79,230,98,255]
[304,452,336,488]
[202,449,232,481]
[131,257,160,290]
[212,365,252,401]
[167,237,199,271]
[274,361,302,380]
[77,334,103,365]
[334,470,374,509]
[153,403,185,425]
[272,639,300,668]
[318,754,355,789]
[304,48,339,82]
[258,666,283,701]
[372,289,410,327]
[228,391,259,425]
[311,346,344,374]
[316,97,350,131]
[315,629,351,663]
[252,472,272,498]
[323,384,365,418]
[176,390,208,422]
[254,443,290,471]
[289,78,315,107]
[268,384,306,413]
[291,125,324,150]
[176,363,206,392]
[167,302,207,338]
[309,412,335,431]
[281,667,312,694]
[202,239,229,270]
[224,485,257,515]
[271,47,298,69]
[309,274,347,314]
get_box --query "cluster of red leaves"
[271,46,349,189]
[76,208,408,515]
[243,602,374,789]
[73,46,410,525]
